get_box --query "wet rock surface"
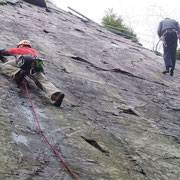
[0,1,180,180]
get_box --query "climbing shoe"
[14,70,27,84]
[162,70,169,74]
[170,70,174,76]
[53,92,65,107]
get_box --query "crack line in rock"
[81,136,109,155]
[119,108,139,116]
[70,56,168,87]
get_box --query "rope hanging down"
[23,80,78,180]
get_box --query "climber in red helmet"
[0,40,65,107]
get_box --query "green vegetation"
[176,48,180,60]
[102,9,138,41]
[0,0,6,5]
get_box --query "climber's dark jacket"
[157,18,180,37]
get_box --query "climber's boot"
[170,69,174,76]
[162,66,170,74]
[51,92,65,107]
[162,69,169,74]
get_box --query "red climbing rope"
[23,80,78,180]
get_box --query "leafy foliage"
[176,48,180,60]
[102,9,138,41]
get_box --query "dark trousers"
[163,31,177,71]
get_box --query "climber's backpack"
[16,54,44,75]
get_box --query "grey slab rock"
[0,1,180,180]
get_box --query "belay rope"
[23,80,79,180]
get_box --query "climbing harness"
[23,80,78,180]
[161,29,180,47]
[16,55,44,75]
[155,29,180,56]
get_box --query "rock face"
[0,1,180,180]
